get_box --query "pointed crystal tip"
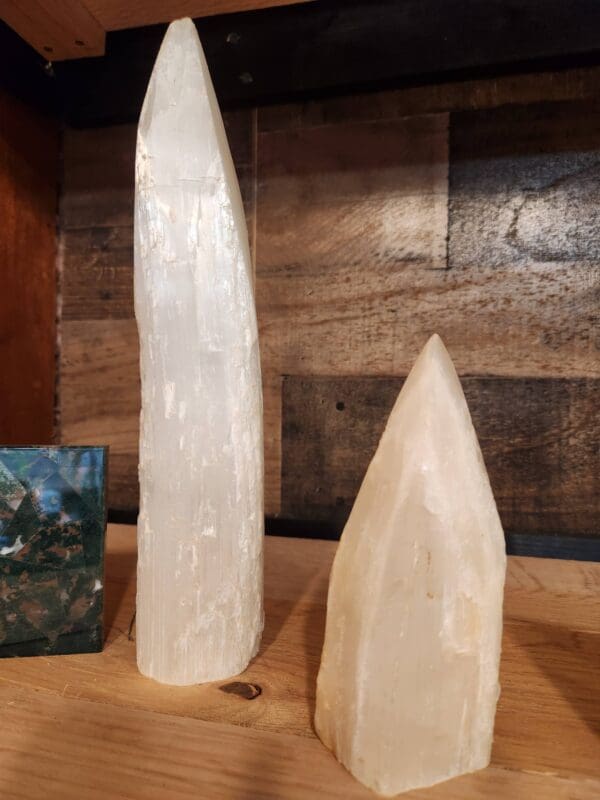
[421,332,449,360]
[156,17,198,57]
[400,333,463,408]
[137,14,240,191]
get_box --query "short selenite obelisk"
[134,18,263,685]
[315,335,506,796]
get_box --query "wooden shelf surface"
[0,524,599,798]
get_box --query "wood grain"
[281,375,600,536]
[450,101,600,267]
[60,320,140,509]
[256,113,449,513]
[83,0,314,31]
[106,452,139,513]
[255,99,599,523]
[449,100,600,377]
[262,373,282,515]
[0,525,598,799]
[61,114,254,231]
[258,66,600,133]
[1,690,599,800]
[0,88,57,445]
[3,689,599,800]
[61,124,136,230]
[257,107,598,379]
[62,226,134,320]
[58,93,599,535]
[0,0,105,60]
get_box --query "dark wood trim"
[3,1,600,124]
[106,513,600,561]
[265,520,600,562]
[53,0,600,127]
[504,533,600,562]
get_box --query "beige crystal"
[315,334,506,796]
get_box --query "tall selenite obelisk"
[134,18,263,685]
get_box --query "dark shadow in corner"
[102,545,137,641]
[302,590,328,730]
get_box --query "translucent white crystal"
[315,334,506,796]
[134,18,263,686]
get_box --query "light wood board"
[0,0,105,59]
[0,525,598,798]
[83,0,314,32]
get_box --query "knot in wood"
[219,681,262,700]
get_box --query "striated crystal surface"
[315,334,506,796]
[134,18,263,685]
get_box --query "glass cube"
[0,446,107,657]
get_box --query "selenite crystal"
[315,334,506,796]
[134,18,263,685]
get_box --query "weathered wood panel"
[61,124,135,230]
[258,66,600,133]
[281,376,600,537]
[450,101,600,265]
[0,88,57,444]
[256,100,599,516]
[60,319,139,509]
[58,89,600,540]
[62,226,134,320]
[257,104,598,384]
[61,110,254,230]
[449,100,600,376]
[256,113,449,512]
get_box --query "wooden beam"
[53,0,600,126]
[0,0,105,60]
[83,0,313,32]
[0,0,311,61]
[3,0,600,76]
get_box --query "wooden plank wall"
[0,88,58,444]
[58,68,600,541]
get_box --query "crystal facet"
[134,18,263,685]
[315,334,506,796]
